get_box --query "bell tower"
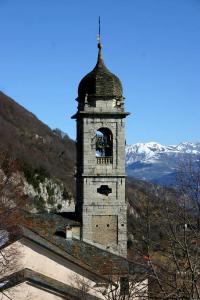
[72,36,129,257]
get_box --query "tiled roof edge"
[20,227,110,283]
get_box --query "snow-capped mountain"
[125,142,200,186]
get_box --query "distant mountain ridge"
[126,142,200,186]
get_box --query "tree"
[140,158,200,299]
[0,154,25,263]
[72,158,200,299]
[100,275,148,300]
[0,153,51,300]
[70,257,149,300]
[70,272,148,300]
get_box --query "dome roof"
[78,43,123,101]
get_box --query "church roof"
[78,43,123,101]
[5,213,147,277]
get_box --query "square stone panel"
[92,215,118,246]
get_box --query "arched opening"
[96,128,113,164]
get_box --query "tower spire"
[97,16,103,64]
[97,16,101,45]
[74,21,128,257]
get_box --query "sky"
[0,0,200,145]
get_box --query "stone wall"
[91,215,118,246]
[76,112,127,257]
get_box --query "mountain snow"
[126,142,200,165]
[125,142,200,185]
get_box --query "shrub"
[47,196,55,206]
[34,195,46,212]
[46,184,54,197]
[127,239,133,249]
[57,203,62,211]
[23,163,49,189]
[62,187,71,200]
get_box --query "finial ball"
[98,42,102,49]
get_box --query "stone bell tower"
[72,37,129,257]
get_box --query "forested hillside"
[0,92,75,194]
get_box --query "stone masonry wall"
[77,114,127,257]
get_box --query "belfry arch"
[96,127,113,158]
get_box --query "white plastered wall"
[1,238,105,299]
[1,282,66,300]
[1,238,148,300]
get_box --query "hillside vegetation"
[0,92,75,194]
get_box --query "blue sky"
[0,0,200,145]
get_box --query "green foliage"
[1,157,10,175]
[47,196,55,206]
[35,167,49,182]
[23,163,49,189]
[46,184,55,197]
[23,166,37,188]
[62,187,71,200]
[50,207,57,213]
[34,196,46,213]
[57,203,62,210]
[127,239,133,249]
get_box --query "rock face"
[0,163,75,214]
[126,142,200,186]
[23,176,75,213]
